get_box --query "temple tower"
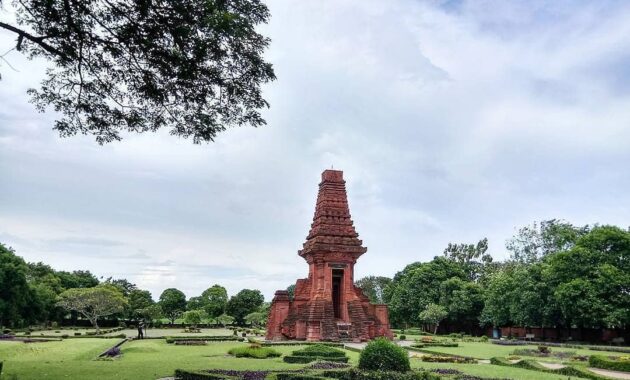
[266,169,393,342]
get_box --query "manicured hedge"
[166,336,241,343]
[275,374,327,380]
[490,357,608,380]
[412,342,458,348]
[261,342,344,347]
[589,355,630,372]
[283,356,349,364]
[322,368,439,380]
[292,345,347,358]
[227,346,281,359]
[173,369,228,379]
[421,354,476,364]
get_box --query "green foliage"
[283,355,349,364]
[490,356,608,380]
[589,355,630,372]
[506,219,588,263]
[0,243,32,327]
[418,304,447,334]
[56,285,127,333]
[355,276,392,304]
[292,344,347,358]
[202,285,229,319]
[226,289,264,325]
[183,309,206,327]
[244,312,266,327]
[159,288,187,324]
[323,368,436,380]
[420,354,476,363]
[216,313,235,327]
[1,0,276,144]
[358,337,410,372]
[173,369,227,379]
[227,345,281,359]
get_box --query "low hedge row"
[412,342,458,348]
[283,356,349,364]
[173,369,228,379]
[589,355,630,372]
[322,368,439,380]
[166,336,242,343]
[261,342,344,347]
[228,346,281,359]
[490,357,608,380]
[292,345,347,358]
[403,347,478,361]
[275,374,327,380]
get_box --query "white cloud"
[1,0,629,300]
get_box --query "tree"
[438,277,484,332]
[56,270,99,289]
[56,286,127,333]
[226,289,264,325]
[506,220,588,264]
[127,289,154,320]
[418,303,448,334]
[0,0,276,144]
[183,309,206,328]
[216,313,235,327]
[159,288,186,324]
[186,296,207,311]
[355,276,392,304]
[201,285,228,319]
[0,244,32,327]
[244,311,265,327]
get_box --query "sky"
[1,0,629,301]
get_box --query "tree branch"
[0,21,66,59]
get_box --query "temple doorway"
[332,269,343,319]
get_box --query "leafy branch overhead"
[0,0,276,144]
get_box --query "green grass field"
[1,336,628,380]
[0,339,327,380]
[412,340,625,361]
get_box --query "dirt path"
[588,368,630,379]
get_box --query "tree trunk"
[434,323,439,335]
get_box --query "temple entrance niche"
[332,268,343,319]
[265,169,394,342]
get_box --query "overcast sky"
[1,0,629,300]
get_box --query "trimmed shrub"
[322,368,438,380]
[166,336,239,343]
[589,355,630,372]
[74,332,82,336]
[283,356,349,364]
[228,345,281,359]
[399,335,406,340]
[275,374,326,380]
[173,369,227,379]
[358,337,410,372]
[491,357,608,380]
[61,334,69,339]
[292,344,347,358]
[480,335,489,342]
[421,354,476,364]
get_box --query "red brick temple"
[266,169,393,342]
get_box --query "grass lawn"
[0,339,357,380]
[414,341,626,361]
[411,360,577,380]
[15,327,236,339]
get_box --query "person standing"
[137,321,144,339]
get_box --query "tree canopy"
[226,288,264,325]
[0,0,276,144]
[56,285,127,332]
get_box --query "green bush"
[227,345,281,359]
[399,335,406,340]
[323,368,437,380]
[589,355,630,372]
[292,344,347,358]
[491,357,608,380]
[173,369,227,379]
[421,354,476,364]
[358,338,410,372]
[480,335,489,342]
[61,334,69,339]
[74,332,82,336]
[275,374,326,380]
[283,356,349,364]
[0,361,3,377]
